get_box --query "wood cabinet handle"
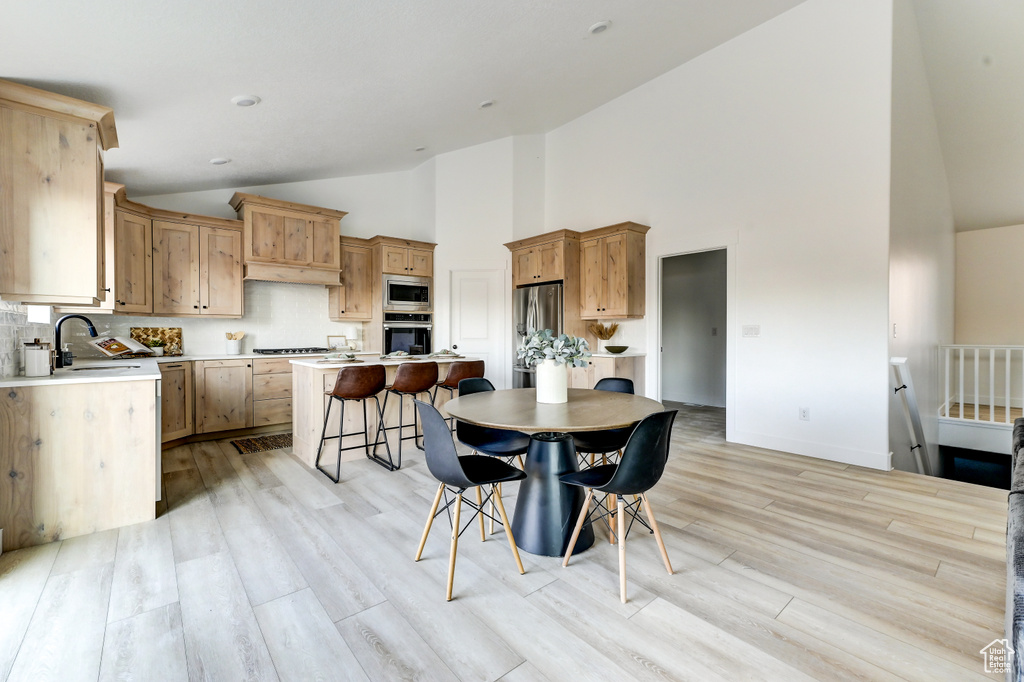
[202,305,208,309]
[194,305,199,309]
[166,364,183,368]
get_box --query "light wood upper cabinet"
[153,220,199,315]
[511,240,564,287]
[113,209,153,313]
[407,248,433,277]
[230,193,347,285]
[579,222,648,319]
[194,359,253,434]
[379,242,434,276]
[0,79,117,306]
[159,361,193,442]
[330,237,374,321]
[152,221,243,317]
[200,226,243,316]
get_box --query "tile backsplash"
[62,280,366,359]
[0,301,54,378]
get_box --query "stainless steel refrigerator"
[512,282,564,388]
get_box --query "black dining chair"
[455,378,531,470]
[560,409,677,603]
[572,377,635,469]
[413,400,527,601]
[455,377,532,534]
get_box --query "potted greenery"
[516,329,591,403]
[146,337,166,356]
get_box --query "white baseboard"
[728,429,892,470]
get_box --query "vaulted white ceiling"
[2,1,1020,232]
[0,0,805,196]
[912,0,1024,232]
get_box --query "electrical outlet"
[799,407,810,421]
[742,325,760,338]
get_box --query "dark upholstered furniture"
[1008,419,1024,680]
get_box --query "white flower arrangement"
[517,328,591,368]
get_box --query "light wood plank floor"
[0,405,1008,681]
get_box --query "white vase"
[535,358,568,404]
[152,347,164,357]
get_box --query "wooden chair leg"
[618,495,627,603]
[516,455,525,470]
[608,494,617,544]
[475,486,486,542]
[492,485,525,575]
[416,482,445,561]
[590,453,596,466]
[641,493,673,574]
[446,492,462,601]
[563,488,593,567]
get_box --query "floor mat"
[231,433,293,454]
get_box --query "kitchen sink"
[70,365,141,371]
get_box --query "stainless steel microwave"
[383,274,431,312]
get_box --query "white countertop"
[290,354,470,369]
[153,351,379,363]
[591,350,646,358]
[0,358,162,388]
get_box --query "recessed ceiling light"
[415,146,426,152]
[479,100,495,109]
[588,21,611,35]
[231,95,261,107]
[210,157,231,165]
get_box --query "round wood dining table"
[444,388,665,557]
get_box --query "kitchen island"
[291,356,466,469]
[0,359,160,551]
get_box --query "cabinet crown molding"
[229,192,348,220]
[0,78,118,150]
[503,229,581,252]
[114,187,242,230]
[368,235,436,250]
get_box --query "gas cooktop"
[252,347,331,355]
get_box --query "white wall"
[544,0,895,468]
[888,0,955,472]
[433,138,516,386]
[661,250,727,406]
[955,223,1024,345]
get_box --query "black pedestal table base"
[511,432,595,557]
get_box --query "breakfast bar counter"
[290,356,466,470]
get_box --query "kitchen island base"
[0,379,157,552]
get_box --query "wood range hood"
[229,192,348,286]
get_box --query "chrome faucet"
[54,314,98,368]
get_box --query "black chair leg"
[369,391,399,471]
[314,397,334,468]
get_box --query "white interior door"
[450,269,508,389]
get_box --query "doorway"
[449,269,509,389]
[660,249,727,408]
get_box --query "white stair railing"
[940,345,1024,424]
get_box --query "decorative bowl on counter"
[604,345,628,354]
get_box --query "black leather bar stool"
[374,361,438,470]
[432,360,485,429]
[315,364,391,483]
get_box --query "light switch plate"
[742,325,760,338]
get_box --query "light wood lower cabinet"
[253,358,294,427]
[159,361,193,442]
[194,359,253,433]
[570,355,645,395]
